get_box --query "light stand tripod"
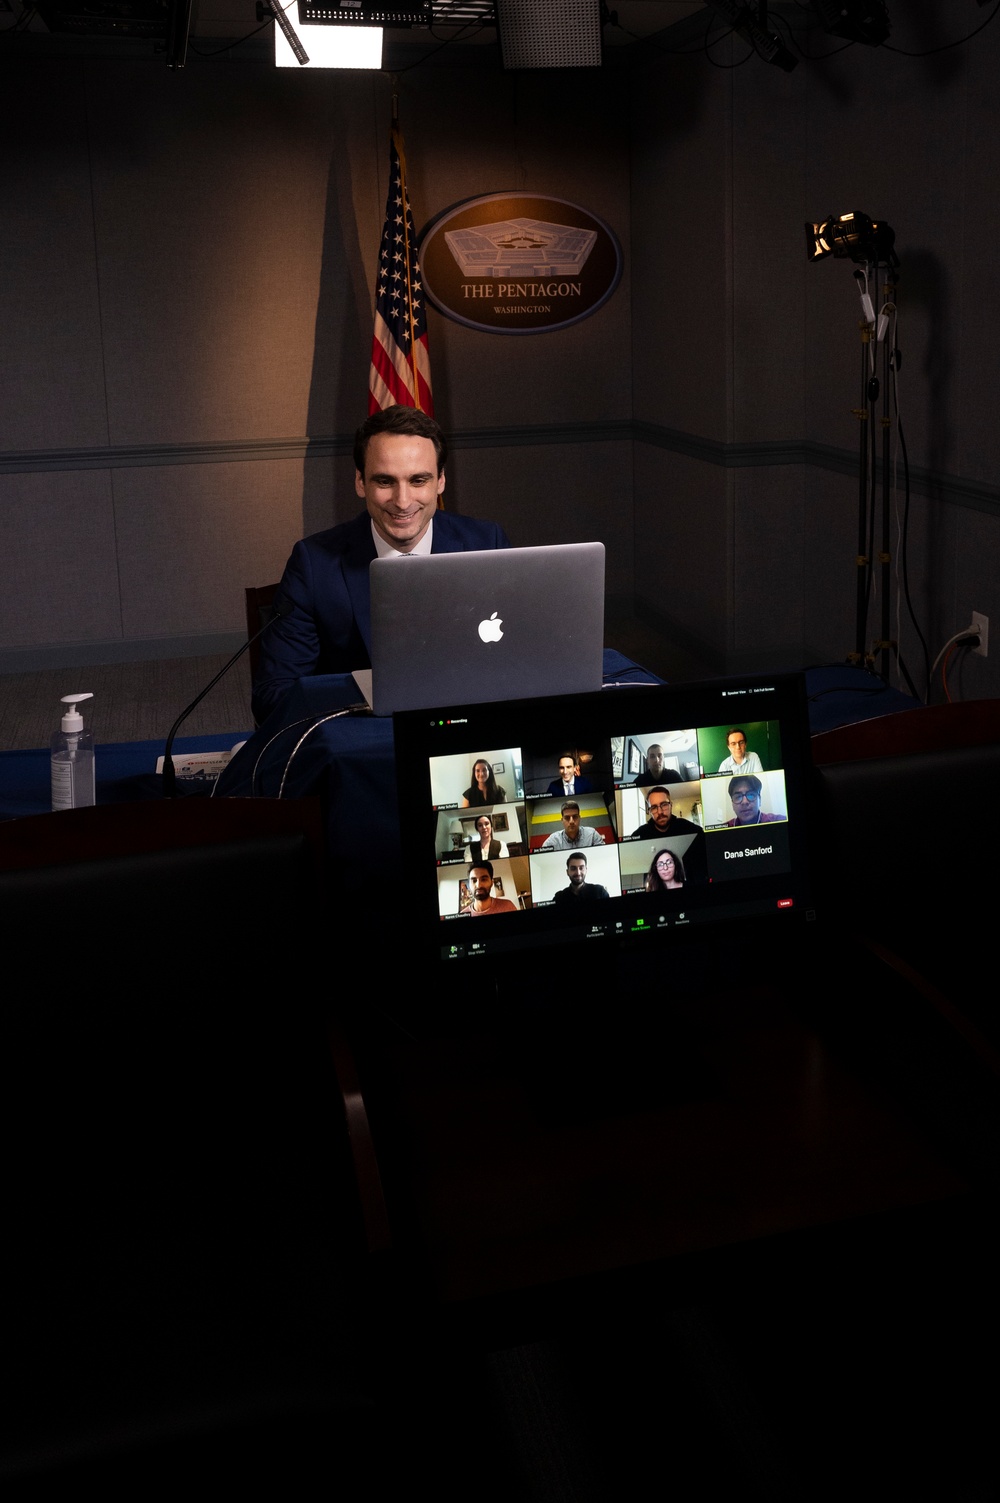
[849,259,898,680]
[807,211,912,688]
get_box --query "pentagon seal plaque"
[418,192,623,335]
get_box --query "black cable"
[611,19,708,56]
[245,707,369,797]
[856,332,879,663]
[702,15,754,69]
[769,10,855,60]
[893,406,931,701]
[248,714,324,798]
[610,18,713,56]
[883,0,1000,57]
[891,645,921,701]
[866,370,878,654]
[187,12,277,56]
[425,13,493,42]
[391,17,487,72]
[940,639,977,704]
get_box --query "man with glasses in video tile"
[725,775,786,828]
[630,787,699,841]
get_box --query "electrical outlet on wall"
[972,612,989,658]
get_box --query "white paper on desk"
[154,750,233,782]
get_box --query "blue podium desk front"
[0,734,245,822]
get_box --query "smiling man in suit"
[252,406,510,722]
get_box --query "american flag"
[368,124,433,415]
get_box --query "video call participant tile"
[697,720,782,777]
[618,836,699,894]
[528,844,622,904]
[613,780,702,842]
[706,823,792,884]
[437,855,532,918]
[520,741,613,799]
[701,769,788,830]
[429,748,523,810]
[527,794,614,851]
[617,728,699,787]
[434,803,528,864]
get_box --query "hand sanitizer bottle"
[51,693,95,811]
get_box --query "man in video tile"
[630,787,706,880]
[553,854,609,904]
[634,745,682,787]
[463,862,518,915]
[630,788,699,841]
[546,754,593,797]
[718,729,763,775]
[541,801,606,850]
[725,775,786,827]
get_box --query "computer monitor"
[394,673,815,972]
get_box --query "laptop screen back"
[368,541,605,714]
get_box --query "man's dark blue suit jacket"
[252,510,510,723]
[545,776,594,797]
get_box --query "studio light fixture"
[297,0,429,21]
[806,211,897,267]
[495,0,602,70]
[264,0,383,65]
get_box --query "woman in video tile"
[470,813,508,862]
[461,759,508,808]
[645,848,687,893]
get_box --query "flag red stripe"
[371,335,416,407]
[370,328,432,413]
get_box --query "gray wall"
[631,14,1000,697]
[4,16,1000,702]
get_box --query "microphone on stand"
[162,599,291,798]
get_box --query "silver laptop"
[355,541,605,716]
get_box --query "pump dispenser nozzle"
[60,692,94,733]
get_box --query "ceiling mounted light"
[296,1,429,22]
[265,0,383,64]
[495,0,602,69]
